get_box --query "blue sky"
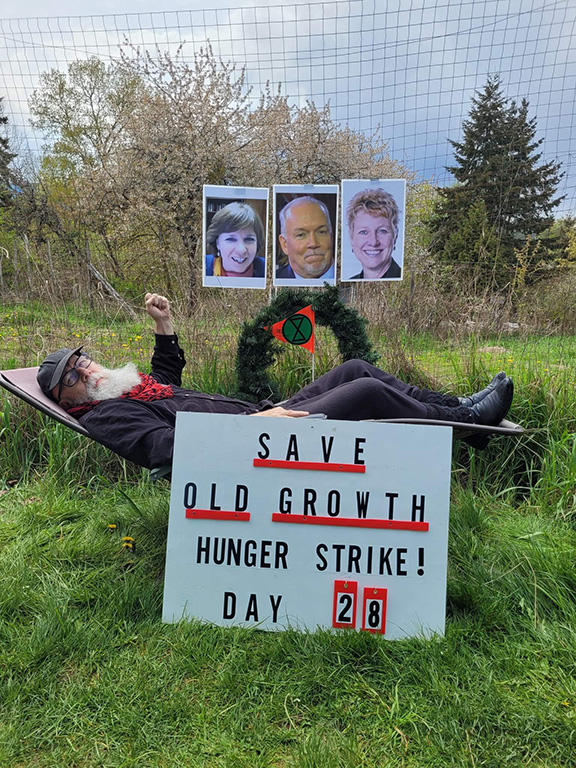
[1,0,575,212]
[1,0,294,17]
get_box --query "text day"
[222,592,283,623]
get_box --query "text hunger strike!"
[37,293,514,471]
[193,535,425,578]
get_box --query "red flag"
[265,305,315,354]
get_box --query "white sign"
[162,414,452,639]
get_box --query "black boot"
[459,371,506,407]
[470,377,513,426]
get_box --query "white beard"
[84,363,141,402]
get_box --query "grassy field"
[0,298,575,767]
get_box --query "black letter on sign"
[354,437,366,465]
[196,536,210,564]
[327,489,341,517]
[316,543,328,571]
[397,548,408,576]
[379,547,393,576]
[235,485,249,512]
[321,435,334,462]
[386,492,399,519]
[303,488,317,516]
[257,433,270,459]
[245,594,259,621]
[286,434,299,461]
[269,595,282,623]
[412,495,425,522]
[223,592,236,619]
[183,482,197,509]
[279,487,292,514]
[356,491,370,519]
[209,483,221,510]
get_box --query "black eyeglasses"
[57,354,92,400]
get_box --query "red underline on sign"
[185,509,251,521]
[253,458,366,473]
[271,514,429,531]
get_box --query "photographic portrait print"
[340,179,406,282]
[273,184,339,288]
[203,185,269,289]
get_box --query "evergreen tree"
[430,75,564,284]
[0,97,15,207]
[442,199,501,268]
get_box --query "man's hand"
[251,406,310,418]
[145,293,174,335]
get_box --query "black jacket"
[348,258,402,280]
[80,335,259,469]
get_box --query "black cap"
[37,346,83,401]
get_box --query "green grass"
[0,298,575,766]
[0,480,574,766]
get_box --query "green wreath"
[235,285,379,402]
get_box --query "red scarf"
[67,374,174,417]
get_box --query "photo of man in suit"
[274,187,338,286]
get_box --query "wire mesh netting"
[1,0,575,211]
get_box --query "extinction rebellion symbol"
[282,313,313,346]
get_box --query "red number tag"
[332,580,358,629]
[362,587,387,634]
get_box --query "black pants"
[283,359,470,422]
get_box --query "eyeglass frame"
[57,353,92,402]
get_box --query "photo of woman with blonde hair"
[341,180,406,282]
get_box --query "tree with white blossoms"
[25,46,412,304]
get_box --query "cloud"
[1,0,574,210]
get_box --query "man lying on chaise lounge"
[37,293,514,470]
